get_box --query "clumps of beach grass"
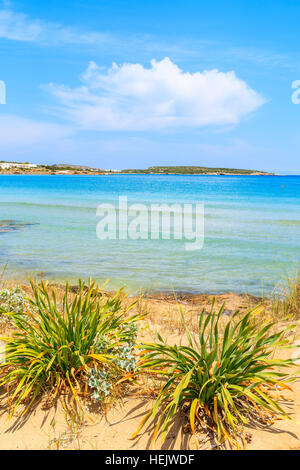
[271,272,300,318]
[134,301,298,449]
[0,278,144,416]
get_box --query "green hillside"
[121,166,272,175]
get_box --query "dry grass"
[271,273,300,319]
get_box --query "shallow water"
[0,174,299,295]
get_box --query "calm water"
[0,174,299,295]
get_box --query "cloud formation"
[0,3,292,73]
[0,114,73,149]
[0,4,111,45]
[46,58,266,131]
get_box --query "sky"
[0,0,300,173]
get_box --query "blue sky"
[0,0,300,173]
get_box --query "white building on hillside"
[0,162,38,169]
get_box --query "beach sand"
[0,282,299,450]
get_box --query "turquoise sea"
[0,174,299,296]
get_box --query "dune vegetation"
[271,272,300,319]
[0,279,143,415]
[134,303,297,448]
[0,277,299,449]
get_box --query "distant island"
[0,162,274,176]
[121,166,273,175]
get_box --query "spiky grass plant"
[0,278,143,415]
[134,302,298,448]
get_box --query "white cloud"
[46,58,266,131]
[0,4,294,76]
[0,4,111,45]
[0,7,42,41]
[0,114,73,149]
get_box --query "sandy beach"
[0,281,299,450]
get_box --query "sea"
[0,174,299,296]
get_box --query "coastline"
[0,164,275,176]
[0,170,276,176]
[0,273,275,299]
[0,278,272,315]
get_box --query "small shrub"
[0,287,27,324]
[134,302,298,448]
[87,326,138,402]
[0,279,144,415]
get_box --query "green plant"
[87,329,138,401]
[134,302,298,448]
[0,287,27,324]
[0,278,143,415]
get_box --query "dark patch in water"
[0,220,38,233]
